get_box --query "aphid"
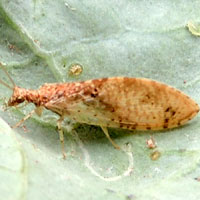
[150,151,161,161]
[187,21,200,37]
[68,63,83,76]
[0,63,199,158]
[146,136,156,149]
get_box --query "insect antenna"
[0,63,15,90]
[0,79,13,90]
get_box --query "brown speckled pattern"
[8,77,199,130]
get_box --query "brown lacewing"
[0,63,199,158]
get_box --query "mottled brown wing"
[95,77,199,130]
[44,77,199,130]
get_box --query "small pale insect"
[0,64,199,158]
[187,21,200,37]
[150,150,161,161]
[68,63,83,76]
[146,136,156,149]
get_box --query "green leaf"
[0,118,27,200]
[0,1,200,200]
